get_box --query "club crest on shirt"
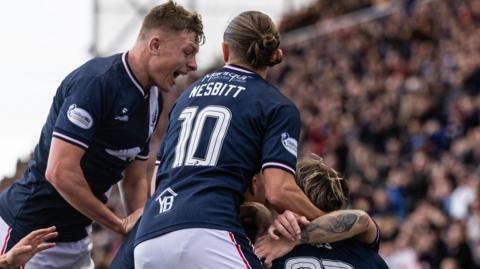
[281,132,298,157]
[67,104,93,129]
[156,187,178,214]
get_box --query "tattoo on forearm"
[328,213,358,233]
[300,211,365,244]
[300,223,320,244]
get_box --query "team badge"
[281,132,298,157]
[156,187,178,214]
[67,104,93,129]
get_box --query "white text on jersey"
[189,82,246,98]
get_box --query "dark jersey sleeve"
[52,76,105,150]
[261,104,300,175]
[365,218,381,252]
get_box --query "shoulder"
[62,54,125,95]
[64,54,122,86]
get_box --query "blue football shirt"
[136,65,301,246]
[0,52,161,244]
[272,225,389,269]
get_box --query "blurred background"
[2,0,480,268]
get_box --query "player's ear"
[149,36,161,55]
[222,42,230,63]
[270,48,283,65]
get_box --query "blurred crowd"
[269,0,480,268]
[0,0,473,268]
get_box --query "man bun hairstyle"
[296,154,349,212]
[224,11,282,69]
[140,1,205,45]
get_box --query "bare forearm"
[264,168,324,220]
[119,178,147,214]
[52,170,123,234]
[272,186,324,221]
[299,210,370,244]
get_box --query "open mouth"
[173,71,180,78]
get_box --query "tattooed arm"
[299,209,376,244]
[255,210,377,268]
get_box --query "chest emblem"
[114,107,129,122]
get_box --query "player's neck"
[127,49,151,91]
[226,61,267,79]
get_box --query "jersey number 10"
[173,105,232,168]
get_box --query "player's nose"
[187,57,197,72]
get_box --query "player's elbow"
[45,163,72,190]
[45,165,62,187]
[354,210,370,231]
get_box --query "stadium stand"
[271,0,480,268]
[2,0,480,268]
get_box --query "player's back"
[136,64,300,245]
[272,237,389,269]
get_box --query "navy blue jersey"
[135,65,300,246]
[272,230,389,269]
[0,52,161,244]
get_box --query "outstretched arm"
[0,227,57,269]
[255,210,377,268]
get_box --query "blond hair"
[139,1,205,44]
[296,154,349,212]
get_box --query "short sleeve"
[261,104,300,175]
[135,141,150,161]
[52,77,105,150]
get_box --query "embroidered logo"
[281,132,298,157]
[156,188,178,214]
[67,104,93,129]
[114,107,129,122]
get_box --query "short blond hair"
[140,1,205,44]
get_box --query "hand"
[254,234,297,268]
[268,210,309,241]
[121,207,143,235]
[5,226,57,269]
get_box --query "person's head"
[296,154,349,212]
[134,1,205,91]
[222,11,283,74]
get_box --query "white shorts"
[0,216,94,269]
[134,228,263,269]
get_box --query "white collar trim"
[122,52,145,96]
[224,65,254,74]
